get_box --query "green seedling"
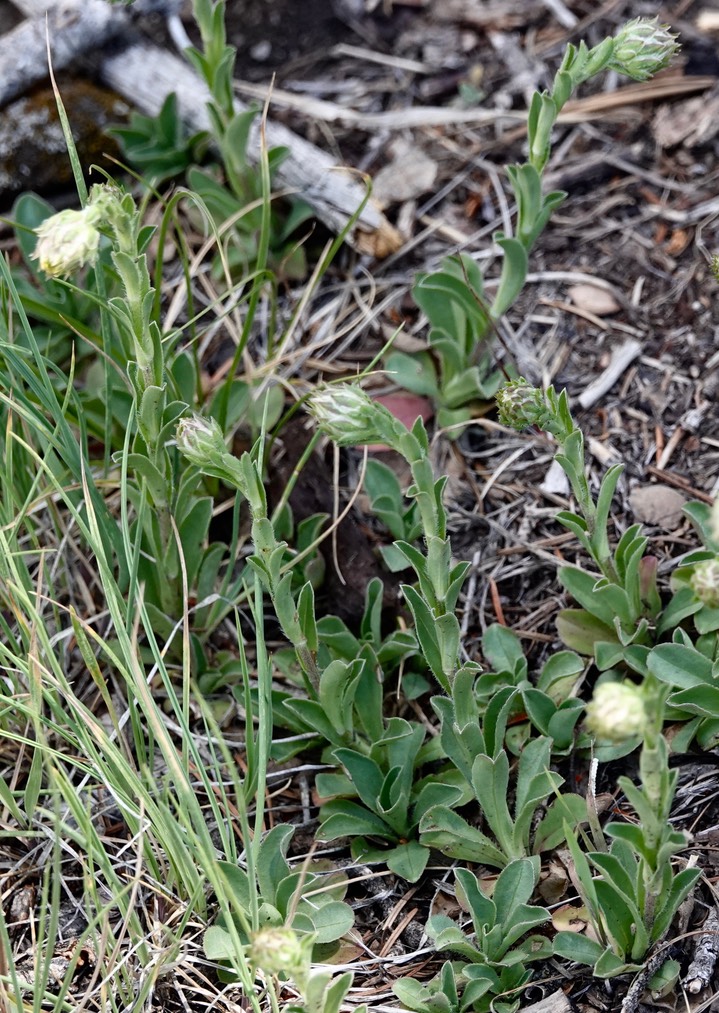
[109,92,208,185]
[420,680,586,866]
[398,860,551,1013]
[390,19,679,427]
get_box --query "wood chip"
[520,988,573,1013]
[697,11,719,31]
[540,459,569,498]
[653,88,719,149]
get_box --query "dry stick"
[683,907,719,994]
[0,0,143,105]
[620,949,668,1013]
[233,74,715,131]
[4,0,401,255]
[657,401,711,470]
[577,339,643,410]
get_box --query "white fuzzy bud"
[585,681,648,741]
[307,384,391,447]
[691,558,719,609]
[33,207,101,277]
[248,927,309,978]
[609,18,679,82]
[176,414,227,468]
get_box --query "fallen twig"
[683,907,719,994]
[577,339,643,410]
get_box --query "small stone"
[567,283,620,316]
[250,40,272,62]
[629,484,686,529]
[372,140,438,208]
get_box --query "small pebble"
[250,40,272,62]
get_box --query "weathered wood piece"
[519,989,573,1013]
[0,1,125,106]
[683,906,719,994]
[0,0,182,106]
[4,0,400,254]
[98,38,400,255]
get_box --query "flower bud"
[609,18,679,82]
[307,384,393,447]
[176,414,227,467]
[691,557,719,609]
[248,927,309,979]
[585,681,648,742]
[175,412,248,488]
[33,207,101,278]
[496,379,550,432]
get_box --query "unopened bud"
[691,557,719,609]
[307,384,393,447]
[496,379,550,431]
[609,17,679,82]
[585,681,648,742]
[248,927,310,979]
[176,414,227,467]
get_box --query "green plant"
[389,19,679,427]
[397,860,552,1013]
[555,702,700,976]
[470,623,585,753]
[308,385,476,692]
[388,253,507,430]
[174,409,469,881]
[29,183,228,640]
[177,0,313,280]
[419,679,586,867]
[497,380,663,668]
[0,314,275,1010]
[394,961,470,1013]
[203,824,354,971]
[546,616,702,978]
[315,716,468,882]
[108,92,209,185]
[495,378,719,755]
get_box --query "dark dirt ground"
[4,0,719,1011]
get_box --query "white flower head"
[176,413,227,467]
[609,17,680,82]
[585,681,648,742]
[307,384,389,447]
[33,206,102,278]
[691,557,719,609]
[248,927,311,979]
